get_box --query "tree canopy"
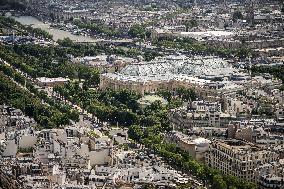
[128,24,147,39]
[232,11,244,21]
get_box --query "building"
[255,160,284,189]
[100,56,247,96]
[51,9,91,21]
[205,139,279,182]
[151,28,235,41]
[169,101,232,129]
[72,55,135,72]
[228,124,254,142]
[166,131,210,162]
[36,77,70,87]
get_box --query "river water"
[12,16,98,42]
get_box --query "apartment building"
[165,131,210,161]
[205,140,279,182]
[228,124,254,142]
[255,160,284,189]
[169,101,232,129]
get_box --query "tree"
[38,115,50,127]
[224,175,240,189]
[18,147,33,153]
[212,174,227,189]
[69,110,80,122]
[128,125,143,142]
[32,28,53,39]
[144,51,161,61]
[140,115,160,127]
[157,89,172,102]
[232,11,243,21]
[128,24,146,39]
[176,87,196,101]
[184,19,198,31]
[57,37,74,47]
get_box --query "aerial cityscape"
[0,0,283,189]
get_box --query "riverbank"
[12,16,99,43]
[11,16,133,44]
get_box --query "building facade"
[205,140,279,182]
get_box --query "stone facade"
[205,140,279,182]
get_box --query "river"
[12,16,98,42]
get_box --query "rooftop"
[36,77,70,83]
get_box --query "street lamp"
[114,116,118,128]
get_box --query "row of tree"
[73,19,153,39]
[0,72,75,128]
[73,19,123,37]
[154,37,252,59]
[0,60,80,127]
[128,24,151,39]
[0,44,100,87]
[57,37,162,61]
